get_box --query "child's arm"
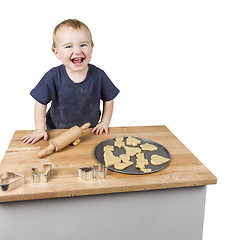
[92,99,114,135]
[22,101,48,144]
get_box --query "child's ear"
[52,47,61,60]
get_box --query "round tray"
[94,137,171,175]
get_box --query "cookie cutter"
[32,164,52,183]
[0,171,24,192]
[78,167,94,181]
[93,164,107,179]
[78,164,108,181]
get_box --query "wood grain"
[0,126,217,202]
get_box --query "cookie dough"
[104,145,121,166]
[102,138,170,174]
[136,163,151,173]
[104,145,114,152]
[114,161,133,170]
[114,137,125,148]
[104,151,121,166]
[136,153,151,173]
[140,143,158,151]
[126,137,141,146]
[140,168,152,173]
[113,153,133,170]
[72,138,81,146]
[136,153,149,166]
[119,154,130,162]
[151,155,169,165]
[124,146,141,156]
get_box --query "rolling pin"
[37,123,90,158]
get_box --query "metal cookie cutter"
[0,172,24,192]
[93,164,107,179]
[78,164,108,181]
[78,167,94,181]
[32,164,52,183]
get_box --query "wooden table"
[0,126,216,240]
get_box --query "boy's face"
[53,26,93,74]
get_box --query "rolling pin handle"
[37,143,55,158]
[80,123,91,130]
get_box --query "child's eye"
[65,45,72,49]
[80,43,87,47]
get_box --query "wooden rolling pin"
[37,123,90,158]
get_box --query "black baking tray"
[94,137,171,175]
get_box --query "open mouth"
[71,57,85,64]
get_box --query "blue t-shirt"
[30,64,119,129]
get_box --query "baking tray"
[94,137,171,175]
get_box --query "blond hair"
[52,19,94,49]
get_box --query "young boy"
[22,19,119,144]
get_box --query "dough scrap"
[72,138,81,146]
[114,137,125,148]
[151,155,169,165]
[140,143,158,151]
[124,146,141,156]
[126,137,141,146]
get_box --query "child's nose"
[73,47,81,54]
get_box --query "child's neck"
[65,65,89,83]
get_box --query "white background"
[0,0,227,239]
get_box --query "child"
[22,19,119,144]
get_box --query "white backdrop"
[0,0,227,239]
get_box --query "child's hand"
[22,130,48,144]
[91,121,109,135]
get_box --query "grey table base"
[0,186,206,240]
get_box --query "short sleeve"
[101,71,120,101]
[30,70,53,105]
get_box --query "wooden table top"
[0,125,217,202]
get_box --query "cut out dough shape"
[104,151,121,166]
[136,163,151,173]
[124,146,141,156]
[119,154,130,162]
[114,137,125,148]
[114,161,133,170]
[136,153,149,166]
[104,145,114,152]
[126,137,141,146]
[140,168,152,173]
[151,155,169,165]
[136,152,150,173]
[140,143,158,151]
